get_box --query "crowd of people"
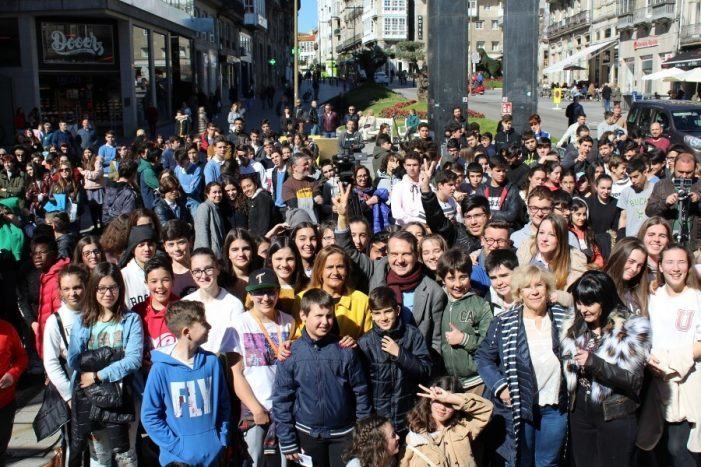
[0,93,700,467]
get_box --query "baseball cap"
[245,268,280,293]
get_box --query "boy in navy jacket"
[272,288,370,466]
[141,300,231,467]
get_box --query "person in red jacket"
[133,256,179,354]
[0,319,28,463]
[32,236,70,357]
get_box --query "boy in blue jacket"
[141,300,231,467]
[272,288,370,467]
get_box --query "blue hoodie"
[141,344,231,467]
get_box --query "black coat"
[421,191,481,252]
[153,196,193,226]
[357,320,432,435]
[247,190,277,236]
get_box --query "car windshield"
[672,110,701,132]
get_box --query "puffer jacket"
[102,180,139,224]
[400,393,493,467]
[357,319,432,434]
[36,257,71,357]
[561,311,650,421]
[441,292,493,388]
[272,330,370,455]
[153,196,193,226]
[422,191,482,252]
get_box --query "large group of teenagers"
[0,96,701,467]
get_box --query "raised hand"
[419,159,436,193]
[332,183,352,217]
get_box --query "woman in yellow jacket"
[401,377,493,467]
[292,245,372,340]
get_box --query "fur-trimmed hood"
[560,312,651,404]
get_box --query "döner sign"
[50,31,104,56]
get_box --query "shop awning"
[642,67,685,80]
[543,39,617,74]
[662,50,701,69]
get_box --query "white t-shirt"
[649,285,701,368]
[182,288,244,354]
[232,311,295,411]
[121,258,149,308]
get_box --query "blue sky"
[299,0,318,33]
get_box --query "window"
[491,41,501,52]
[383,17,406,37]
[474,21,484,29]
[476,41,485,50]
[469,0,477,8]
[383,0,405,12]
[492,20,499,29]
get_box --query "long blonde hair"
[530,214,571,289]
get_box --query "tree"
[354,45,388,82]
[392,41,426,74]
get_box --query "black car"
[626,100,701,159]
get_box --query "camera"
[333,149,356,185]
[673,177,693,200]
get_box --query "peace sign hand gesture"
[419,159,436,193]
[332,182,353,218]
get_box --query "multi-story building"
[617,0,678,95]
[670,0,701,87]
[337,0,363,56]
[467,0,503,74]
[361,0,408,72]
[317,0,341,76]
[298,32,317,71]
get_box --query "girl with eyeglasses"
[72,235,106,270]
[66,262,144,466]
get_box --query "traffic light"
[268,58,276,66]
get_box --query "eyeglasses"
[464,213,486,222]
[483,238,510,247]
[82,249,101,257]
[528,205,552,214]
[191,266,216,277]
[97,285,119,295]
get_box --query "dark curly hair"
[342,415,395,467]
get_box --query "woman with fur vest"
[561,270,650,466]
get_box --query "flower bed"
[379,101,485,119]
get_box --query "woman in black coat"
[240,174,277,236]
[153,174,193,226]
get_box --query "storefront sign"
[417,16,423,40]
[634,37,659,50]
[40,22,115,65]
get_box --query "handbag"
[33,313,71,441]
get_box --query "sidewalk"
[6,383,60,466]
[214,80,347,134]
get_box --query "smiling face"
[488,265,513,299]
[60,274,85,311]
[164,237,191,263]
[536,219,558,256]
[464,207,488,237]
[251,288,279,314]
[294,227,318,261]
[146,267,173,304]
[576,301,603,326]
[660,248,690,291]
[431,399,457,426]
[271,247,296,283]
[643,224,669,258]
[370,305,399,331]
[520,277,548,312]
[421,238,444,272]
[96,276,120,311]
[388,238,417,276]
[207,184,223,204]
[443,269,471,299]
[623,248,647,281]
[81,243,102,269]
[322,253,347,292]
[240,178,257,198]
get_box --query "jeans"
[243,425,287,467]
[0,400,16,465]
[603,99,612,113]
[664,421,701,467]
[297,430,351,467]
[509,405,567,467]
[570,390,637,467]
[88,423,137,467]
[322,131,336,138]
[310,124,320,136]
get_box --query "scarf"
[386,265,424,305]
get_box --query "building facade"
[298,32,317,70]
[467,0,503,74]
[617,0,677,95]
[317,0,341,76]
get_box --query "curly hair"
[342,415,394,467]
[406,376,464,433]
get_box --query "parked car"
[374,71,390,85]
[627,100,701,159]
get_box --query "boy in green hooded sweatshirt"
[438,248,493,395]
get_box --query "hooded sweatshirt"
[141,344,231,467]
[121,258,149,308]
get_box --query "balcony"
[651,0,675,22]
[546,11,591,40]
[633,7,652,26]
[681,23,701,47]
[244,12,268,29]
[468,6,478,18]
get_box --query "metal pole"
[294,0,299,101]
